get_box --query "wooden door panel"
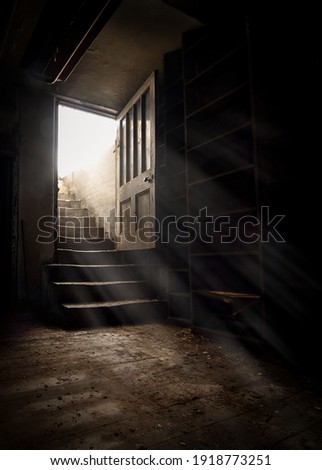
[116,72,157,250]
[120,198,131,238]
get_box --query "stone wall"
[18,89,55,303]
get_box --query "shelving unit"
[160,13,317,344]
[153,76,169,303]
[158,10,320,356]
[181,23,263,339]
[163,49,191,325]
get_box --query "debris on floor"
[0,317,322,450]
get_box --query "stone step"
[56,237,115,251]
[58,299,167,328]
[46,263,147,282]
[58,207,89,217]
[58,225,105,239]
[55,248,123,265]
[58,216,97,227]
[48,280,151,303]
[57,200,82,209]
[58,192,76,201]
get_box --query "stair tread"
[52,280,147,286]
[57,236,105,239]
[48,263,136,268]
[63,299,161,308]
[57,249,117,253]
[58,225,99,228]
[58,199,81,203]
[59,208,88,211]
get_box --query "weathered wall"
[18,89,55,303]
[0,81,18,314]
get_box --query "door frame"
[54,96,118,249]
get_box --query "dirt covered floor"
[0,315,322,450]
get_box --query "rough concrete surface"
[0,315,322,450]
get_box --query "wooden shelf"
[191,250,259,257]
[165,122,184,135]
[164,76,183,90]
[193,289,261,317]
[186,82,249,120]
[188,206,258,220]
[187,122,252,153]
[167,317,192,327]
[168,268,189,272]
[187,125,253,185]
[169,292,190,297]
[194,289,260,300]
[185,44,247,86]
[183,20,247,82]
[188,166,256,217]
[164,49,183,86]
[165,98,184,114]
[182,28,205,55]
[169,169,186,178]
[185,56,251,148]
[188,164,254,187]
[165,122,184,136]
[165,110,184,134]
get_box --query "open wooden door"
[115,72,157,250]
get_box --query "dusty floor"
[0,314,322,450]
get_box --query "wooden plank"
[195,289,260,300]
[194,289,261,317]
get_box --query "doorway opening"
[56,72,156,250]
[57,104,117,242]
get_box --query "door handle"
[144,175,153,183]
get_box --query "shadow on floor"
[1,307,322,450]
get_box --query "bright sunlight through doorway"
[57,104,117,227]
[57,104,116,178]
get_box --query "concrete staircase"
[43,193,167,328]
[57,190,108,245]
